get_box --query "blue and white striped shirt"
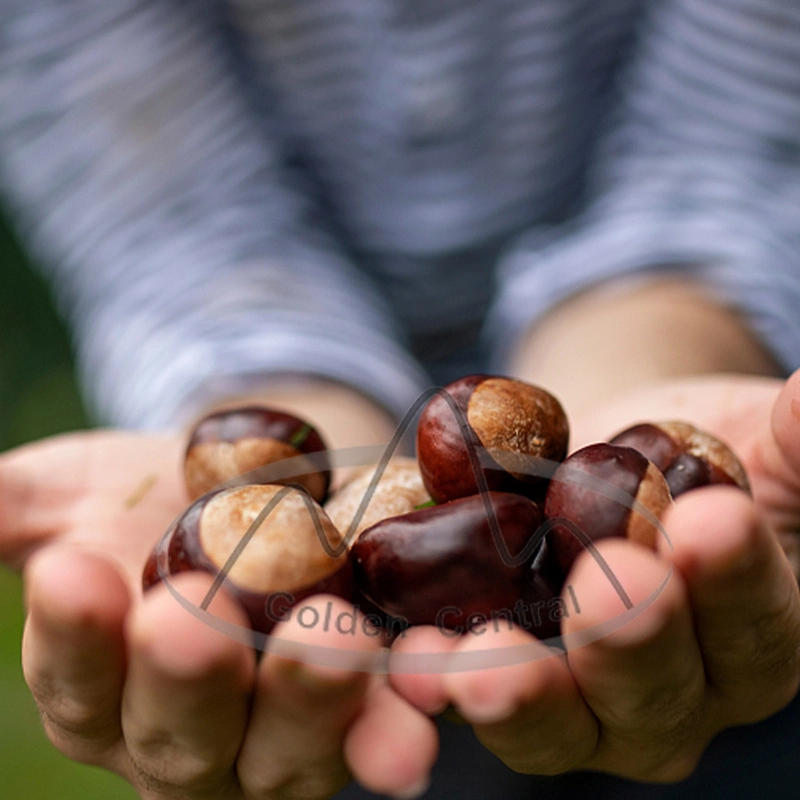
[2,0,800,428]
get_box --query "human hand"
[0,430,436,799]
[389,370,800,782]
[571,371,800,572]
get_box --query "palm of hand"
[0,430,187,584]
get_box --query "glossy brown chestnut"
[544,443,671,576]
[351,491,543,630]
[324,456,431,543]
[142,484,351,634]
[608,420,750,498]
[184,406,330,502]
[416,375,569,504]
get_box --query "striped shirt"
[2,0,800,429]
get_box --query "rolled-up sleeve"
[0,0,429,429]
[488,0,800,374]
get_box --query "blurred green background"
[0,213,138,799]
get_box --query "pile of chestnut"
[143,376,750,642]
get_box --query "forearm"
[509,277,782,417]
[0,1,427,432]
[203,278,782,451]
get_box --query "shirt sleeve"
[487,0,800,375]
[0,0,430,430]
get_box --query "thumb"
[771,369,800,487]
[765,369,800,574]
[0,432,92,569]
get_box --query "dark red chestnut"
[544,443,671,576]
[416,375,569,504]
[351,491,543,631]
[143,484,351,634]
[520,538,568,642]
[609,420,750,498]
[184,406,330,502]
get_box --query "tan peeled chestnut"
[324,456,431,543]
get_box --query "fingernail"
[392,775,431,800]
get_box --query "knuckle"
[482,733,593,777]
[24,668,121,763]
[706,599,800,719]
[642,748,705,784]
[588,700,709,783]
[500,752,579,777]
[129,737,232,795]
[241,764,351,800]
[32,682,120,750]
[643,689,705,742]
[48,699,108,736]
[720,660,800,724]
[39,709,119,765]
[595,681,705,745]
[595,732,708,784]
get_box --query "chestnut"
[544,443,671,576]
[608,420,750,498]
[143,484,351,634]
[520,539,568,642]
[351,491,543,630]
[416,375,569,504]
[184,406,330,502]
[324,456,431,543]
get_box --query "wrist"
[509,276,781,416]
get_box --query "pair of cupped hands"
[2,372,800,800]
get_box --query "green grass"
[0,214,138,800]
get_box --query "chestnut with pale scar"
[324,456,431,543]
[544,443,672,576]
[142,484,352,634]
[184,406,330,502]
[609,420,750,498]
[416,375,569,504]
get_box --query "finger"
[123,572,255,797]
[345,681,438,800]
[21,547,130,768]
[765,368,800,535]
[440,626,597,775]
[389,625,460,714]
[0,436,90,568]
[663,487,800,724]
[769,368,800,479]
[565,539,707,781]
[237,595,384,800]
